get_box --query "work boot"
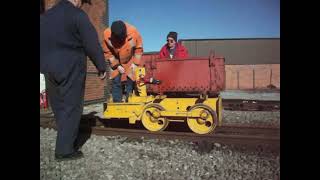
[55,150,84,162]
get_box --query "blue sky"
[109,0,280,52]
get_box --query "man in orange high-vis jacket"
[102,20,143,102]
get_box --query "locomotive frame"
[103,54,225,134]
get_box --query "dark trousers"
[45,70,86,155]
[112,74,134,102]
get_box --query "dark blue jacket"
[40,0,106,79]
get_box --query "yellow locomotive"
[103,55,225,134]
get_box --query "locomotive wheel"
[141,104,169,132]
[187,104,218,134]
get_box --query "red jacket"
[159,43,189,59]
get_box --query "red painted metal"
[141,53,159,66]
[144,53,225,94]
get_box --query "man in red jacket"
[159,31,189,59]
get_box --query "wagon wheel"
[187,104,218,134]
[141,104,169,132]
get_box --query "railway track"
[40,115,279,151]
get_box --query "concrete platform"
[220,90,280,101]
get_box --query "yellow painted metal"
[103,80,222,134]
[151,109,161,118]
[103,103,144,119]
[158,111,201,117]
[186,105,218,134]
[127,95,154,103]
[134,67,147,97]
[200,110,209,119]
[104,97,220,120]
[141,104,169,132]
[158,98,198,112]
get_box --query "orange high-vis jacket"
[102,22,143,81]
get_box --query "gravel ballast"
[223,110,280,126]
[40,127,279,180]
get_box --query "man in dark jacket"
[40,0,107,161]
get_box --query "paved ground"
[220,90,280,101]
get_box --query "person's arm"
[101,34,121,70]
[159,46,167,59]
[132,30,143,66]
[179,45,189,58]
[76,11,106,75]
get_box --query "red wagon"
[143,53,226,95]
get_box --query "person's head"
[166,31,178,48]
[68,0,91,8]
[111,20,127,44]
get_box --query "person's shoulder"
[46,1,84,19]
[124,22,134,29]
[125,22,140,35]
[72,7,88,18]
[160,44,167,51]
[71,8,94,27]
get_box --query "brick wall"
[84,73,106,101]
[81,0,109,104]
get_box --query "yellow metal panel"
[159,111,201,118]
[104,103,144,119]
[135,67,147,96]
[158,98,219,112]
[159,98,198,112]
[128,96,155,103]
[103,95,223,130]
[160,111,188,117]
